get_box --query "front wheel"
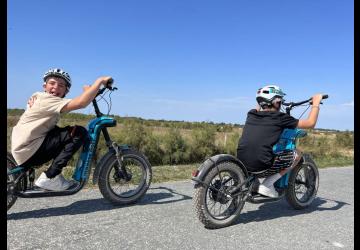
[98,149,152,205]
[286,158,319,209]
[193,161,246,229]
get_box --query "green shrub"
[223,131,240,155]
[189,126,218,162]
[142,133,164,165]
[6,109,354,169]
[162,127,189,164]
[335,131,354,148]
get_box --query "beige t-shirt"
[11,92,72,165]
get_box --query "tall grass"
[7,109,354,184]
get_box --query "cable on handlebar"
[283,94,328,115]
[94,86,118,116]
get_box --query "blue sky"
[7,0,354,131]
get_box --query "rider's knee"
[71,126,88,142]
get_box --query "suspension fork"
[112,142,132,181]
[101,127,131,181]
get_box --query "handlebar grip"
[106,78,114,87]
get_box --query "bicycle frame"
[72,116,116,182]
[273,128,307,188]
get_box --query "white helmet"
[256,85,286,107]
[43,68,72,90]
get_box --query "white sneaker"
[35,172,74,191]
[257,183,279,198]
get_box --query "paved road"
[7,166,354,250]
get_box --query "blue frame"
[273,128,307,188]
[72,116,116,181]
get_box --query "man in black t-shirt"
[237,85,323,198]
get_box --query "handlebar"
[95,78,116,97]
[283,94,328,107]
[283,94,328,115]
[93,78,117,117]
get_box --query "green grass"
[151,164,199,183]
[34,163,199,188]
[32,154,353,190]
[314,156,354,168]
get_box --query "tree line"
[7,109,354,167]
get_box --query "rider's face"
[43,77,68,98]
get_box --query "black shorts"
[254,150,295,178]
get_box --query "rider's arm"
[297,94,323,129]
[61,76,112,113]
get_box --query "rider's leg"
[258,150,302,197]
[44,126,88,178]
[21,126,68,168]
[32,126,88,190]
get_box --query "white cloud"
[341,100,354,107]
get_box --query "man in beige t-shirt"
[11,68,112,191]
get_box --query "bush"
[116,121,149,150]
[142,133,164,165]
[335,131,354,148]
[162,127,189,164]
[222,131,240,156]
[189,126,218,162]
[6,109,354,168]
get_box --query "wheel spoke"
[205,169,243,220]
[293,163,318,203]
[107,157,146,198]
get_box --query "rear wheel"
[286,158,319,209]
[7,153,26,211]
[98,149,152,205]
[193,161,246,229]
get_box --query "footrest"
[246,192,285,204]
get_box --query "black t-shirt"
[237,109,299,172]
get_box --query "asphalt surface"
[7,166,354,250]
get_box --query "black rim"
[205,170,242,220]
[107,156,147,198]
[7,160,16,206]
[294,164,317,203]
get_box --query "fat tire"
[193,161,246,229]
[286,160,319,209]
[98,149,152,205]
[7,152,24,211]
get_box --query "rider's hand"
[95,76,113,87]
[27,96,37,108]
[311,94,323,106]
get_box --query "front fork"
[112,142,132,182]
